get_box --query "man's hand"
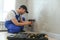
[23,21,32,25]
[11,18,32,26]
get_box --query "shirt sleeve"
[5,11,16,21]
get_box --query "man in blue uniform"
[5,5,32,33]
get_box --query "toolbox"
[7,32,48,40]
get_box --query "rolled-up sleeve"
[5,11,15,21]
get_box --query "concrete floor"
[0,32,58,40]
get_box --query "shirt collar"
[15,10,20,15]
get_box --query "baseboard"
[40,31,60,40]
[0,30,7,32]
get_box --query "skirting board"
[40,31,60,40]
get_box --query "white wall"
[27,0,60,34]
[45,0,60,34]
[15,0,27,9]
[27,0,48,32]
[33,0,48,32]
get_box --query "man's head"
[17,5,28,15]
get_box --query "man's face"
[19,8,26,15]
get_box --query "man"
[5,5,32,33]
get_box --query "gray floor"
[0,32,58,40]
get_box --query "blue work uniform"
[5,10,25,33]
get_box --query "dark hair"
[19,5,28,13]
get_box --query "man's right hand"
[11,18,32,26]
